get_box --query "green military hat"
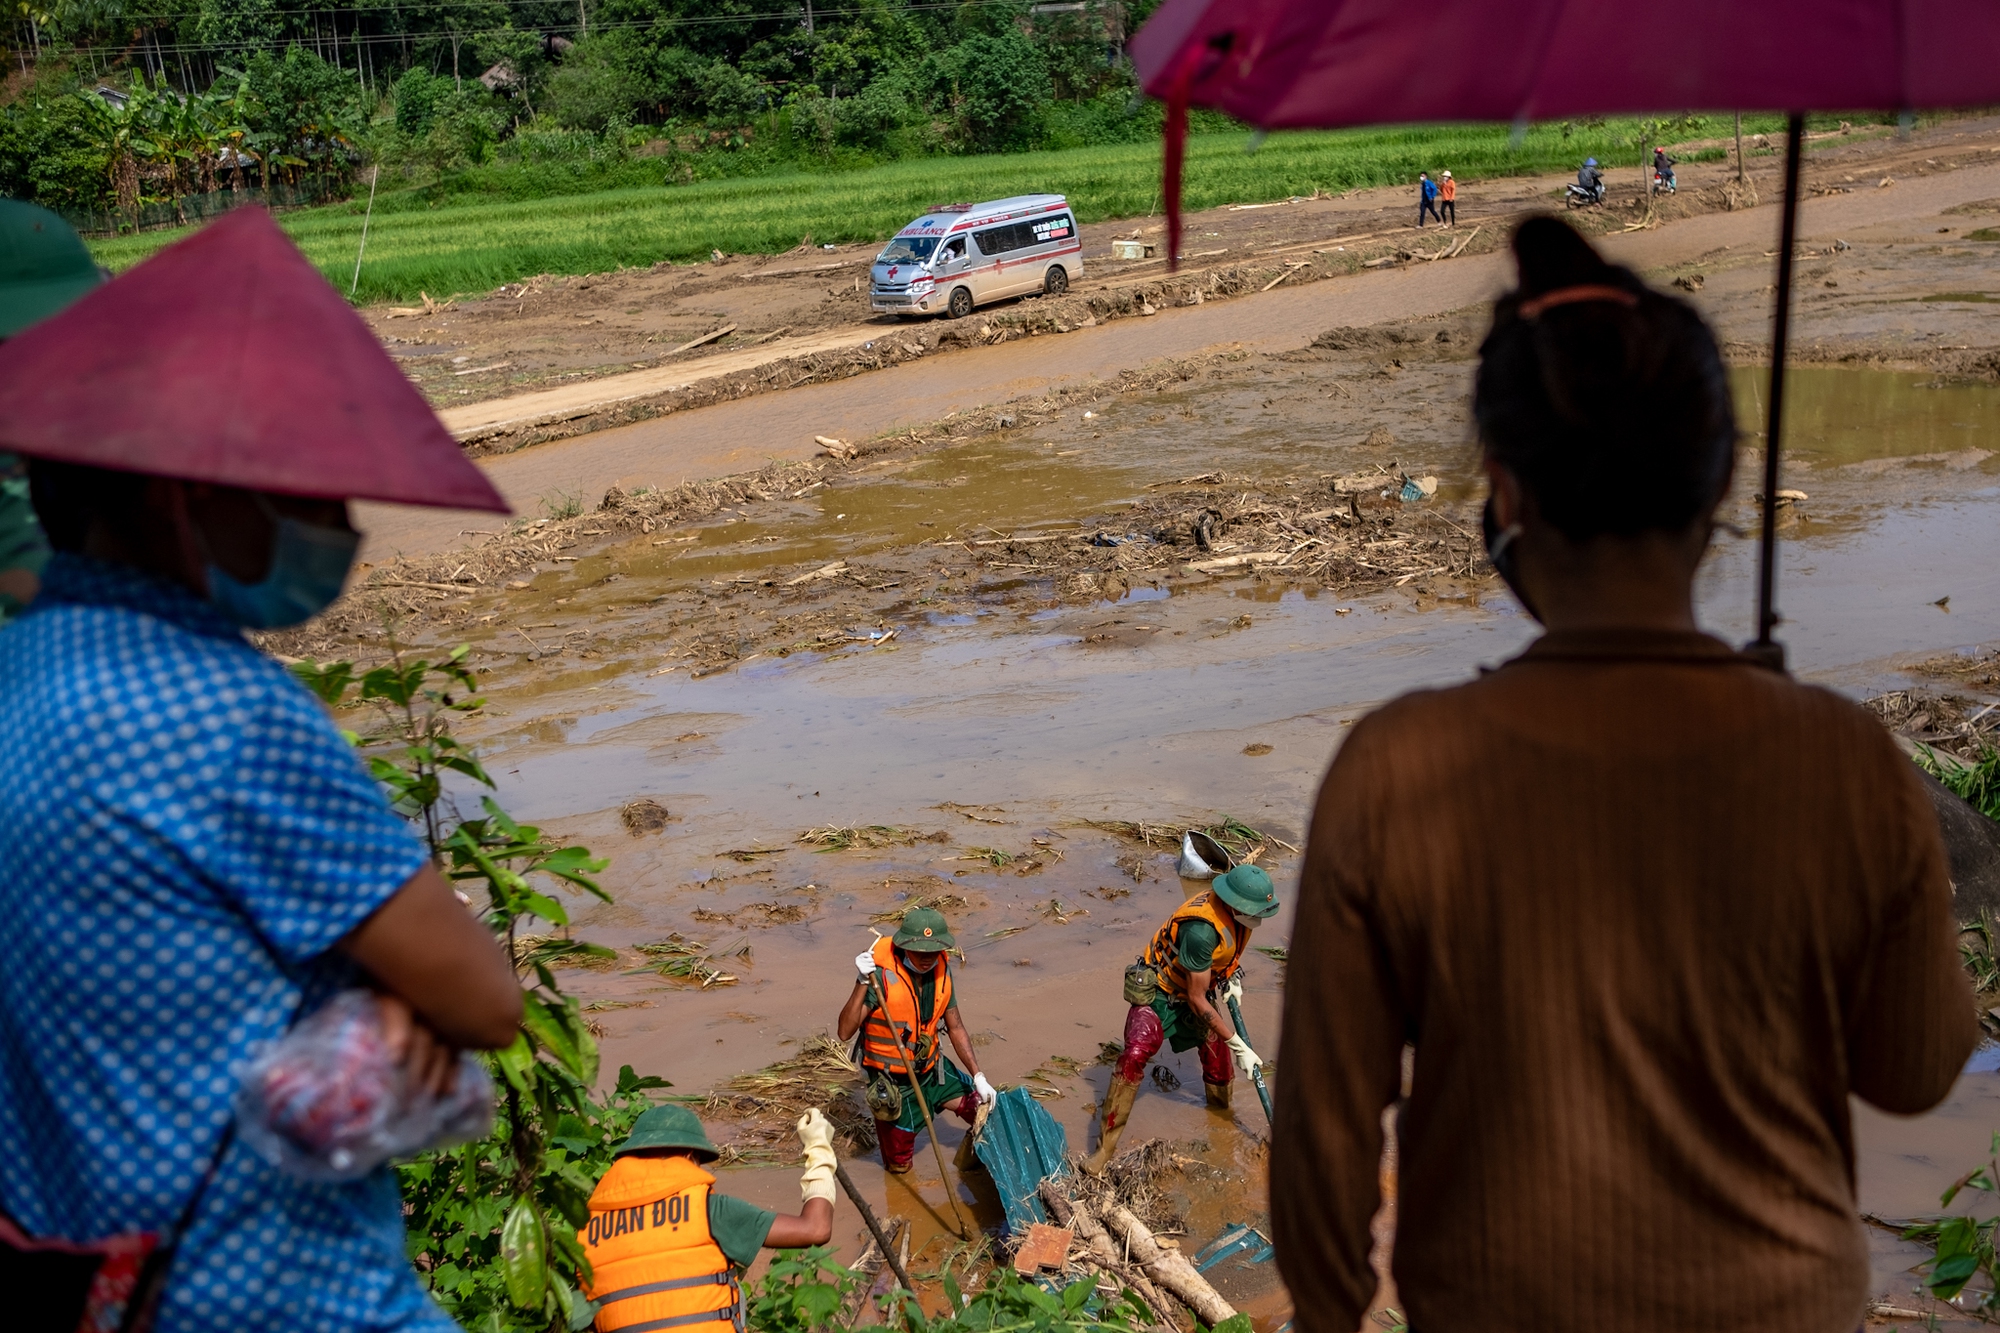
[1211,864,1280,918]
[892,907,955,952]
[0,201,103,338]
[614,1104,719,1161]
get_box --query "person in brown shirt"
[1271,215,1976,1333]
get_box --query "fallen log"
[1037,1182,1178,1328]
[1103,1205,1238,1327]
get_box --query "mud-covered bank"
[285,206,2000,1328]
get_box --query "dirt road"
[359,148,2000,563]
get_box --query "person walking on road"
[1415,172,1442,227]
[836,908,997,1173]
[1084,865,1280,1174]
[1270,215,1976,1333]
[1438,170,1457,226]
[578,1104,835,1333]
[0,207,523,1332]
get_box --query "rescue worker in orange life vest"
[1084,865,1280,1174]
[579,1103,835,1333]
[836,907,997,1173]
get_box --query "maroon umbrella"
[1129,0,2000,662]
[0,206,507,513]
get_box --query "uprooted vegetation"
[266,324,1493,673]
[1075,816,1296,865]
[701,1034,875,1161]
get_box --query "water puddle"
[1732,365,2000,465]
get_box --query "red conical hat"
[0,207,507,513]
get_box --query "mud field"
[297,121,2000,1330]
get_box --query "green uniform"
[863,968,972,1131]
[0,453,49,626]
[1151,919,1222,1053]
[708,1193,778,1268]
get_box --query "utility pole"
[804,0,814,33]
[578,0,587,36]
[1734,111,1746,184]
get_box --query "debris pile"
[1027,1144,1239,1332]
[706,1034,875,1159]
[1865,685,2000,763]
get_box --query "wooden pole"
[834,1162,915,1294]
[867,969,972,1240]
[1734,111,1747,184]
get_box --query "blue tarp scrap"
[971,1087,1070,1238]
[1193,1222,1275,1273]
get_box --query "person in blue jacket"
[1416,172,1442,228]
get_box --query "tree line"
[1,0,1161,228]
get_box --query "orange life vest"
[579,1155,743,1333]
[860,934,953,1077]
[1142,891,1247,1002]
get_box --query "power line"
[25,0,1030,28]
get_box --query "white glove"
[973,1073,997,1107]
[797,1108,837,1205]
[855,951,877,981]
[1225,1033,1262,1080]
[1218,973,1243,1007]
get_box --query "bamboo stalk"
[1102,1206,1237,1327]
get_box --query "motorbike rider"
[1653,147,1676,190]
[1577,157,1605,202]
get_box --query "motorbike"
[1565,179,1606,208]
[1653,169,1677,194]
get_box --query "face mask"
[1481,497,1540,622]
[206,500,360,630]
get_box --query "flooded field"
[302,293,2000,1324]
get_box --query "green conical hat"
[1211,864,1280,918]
[614,1104,719,1160]
[892,907,955,952]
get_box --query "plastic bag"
[236,989,495,1181]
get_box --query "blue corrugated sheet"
[972,1087,1070,1237]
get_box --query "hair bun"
[1512,215,1616,298]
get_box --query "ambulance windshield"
[877,235,940,265]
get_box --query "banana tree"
[294,646,664,1333]
[76,86,144,227]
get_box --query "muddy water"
[1734,365,2000,464]
[462,364,2000,1322]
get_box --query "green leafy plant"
[1922,744,2000,822]
[1962,910,2000,999]
[741,1248,1156,1333]
[1898,1133,2000,1314]
[294,643,668,1333]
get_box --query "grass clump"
[867,892,971,924]
[1923,745,2000,822]
[631,933,751,987]
[799,825,935,851]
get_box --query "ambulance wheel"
[947,286,974,319]
[1044,265,1069,296]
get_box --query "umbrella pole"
[1749,112,1805,671]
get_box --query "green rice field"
[89,116,1805,305]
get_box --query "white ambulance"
[869,195,1082,319]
